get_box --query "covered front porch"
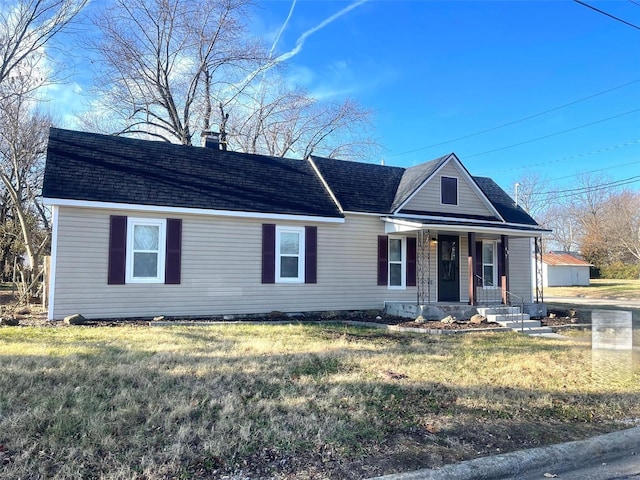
[382,217,546,320]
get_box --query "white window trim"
[388,236,406,290]
[440,176,459,206]
[482,239,498,289]
[126,217,166,284]
[275,226,305,283]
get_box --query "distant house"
[541,252,592,287]
[42,128,549,320]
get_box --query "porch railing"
[475,275,526,332]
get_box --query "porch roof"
[382,216,551,237]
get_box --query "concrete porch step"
[488,313,531,324]
[495,319,540,329]
[477,306,521,316]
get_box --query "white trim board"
[42,198,346,224]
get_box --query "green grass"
[546,278,640,299]
[0,323,638,479]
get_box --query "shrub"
[599,261,640,279]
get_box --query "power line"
[547,160,640,182]
[464,108,640,159]
[574,0,640,30]
[477,139,640,175]
[387,78,640,158]
[530,175,640,198]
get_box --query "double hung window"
[275,226,305,283]
[126,218,166,283]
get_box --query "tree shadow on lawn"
[0,331,638,480]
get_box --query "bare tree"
[228,77,377,160]
[0,0,87,93]
[601,190,640,275]
[0,82,52,300]
[89,0,266,145]
[88,0,379,159]
[513,172,549,219]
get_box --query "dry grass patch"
[0,323,638,479]
[546,278,640,299]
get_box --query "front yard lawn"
[1,323,638,479]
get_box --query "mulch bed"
[1,289,587,329]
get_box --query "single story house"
[541,252,592,287]
[42,128,549,320]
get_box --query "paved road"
[546,296,640,310]
[515,449,640,480]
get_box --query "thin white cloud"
[271,0,368,65]
[229,0,369,98]
[269,0,297,57]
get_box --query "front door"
[438,235,460,302]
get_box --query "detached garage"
[542,252,592,287]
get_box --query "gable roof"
[311,154,540,227]
[391,155,447,211]
[43,128,343,219]
[542,252,592,267]
[43,128,542,230]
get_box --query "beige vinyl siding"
[403,162,495,217]
[51,207,417,319]
[507,237,533,303]
[458,234,469,303]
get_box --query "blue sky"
[52,0,640,194]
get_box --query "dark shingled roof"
[310,155,405,212]
[391,155,448,211]
[473,176,538,226]
[43,128,541,229]
[312,154,540,227]
[43,128,343,218]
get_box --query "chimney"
[201,130,221,149]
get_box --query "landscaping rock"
[441,315,456,324]
[470,314,487,324]
[64,314,86,325]
[0,316,19,326]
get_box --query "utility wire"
[547,160,640,182]
[530,175,640,197]
[574,0,640,30]
[477,139,640,175]
[387,78,640,158]
[464,108,640,159]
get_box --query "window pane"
[483,265,494,286]
[483,242,494,263]
[134,225,159,250]
[441,177,458,205]
[389,239,402,262]
[133,252,158,277]
[389,263,402,286]
[280,232,299,255]
[280,256,299,278]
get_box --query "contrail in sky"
[228,0,368,98]
[271,0,368,64]
[270,0,297,57]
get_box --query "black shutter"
[305,226,317,284]
[475,241,483,287]
[406,237,416,287]
[165,218,182,284]
[108,215,127,285]
[262,224,276,284]
[377,235,388,286]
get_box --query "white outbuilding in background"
[541,252,592,287]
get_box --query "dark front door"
[438,235,460,302]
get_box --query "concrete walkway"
[369,426,640,480]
